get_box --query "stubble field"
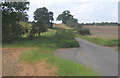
[83,26,119,39]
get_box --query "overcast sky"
[28,0,119,23]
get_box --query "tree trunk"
[38,29,41,37]
[38,32,41,37]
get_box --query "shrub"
[55,29,75,40]
[54,29,79,48]
[58,40,80,48]
[78,28,91,36]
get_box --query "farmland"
[2,29,97,76]
[83,26,118,39]
[2,1,118,76]
[76,25,119,51]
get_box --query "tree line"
[2,2,117,43]
[1,2,80,43]
[80,22,118,26]
[2,2,30,42]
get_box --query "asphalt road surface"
[55,38,118,76]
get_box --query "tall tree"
[56,10,73,24]
[2,2,30,42]
[57,10,79,27]
[66,18,79,27]
[33,7,54,37]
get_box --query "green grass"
[3,29,79,48]
[20,48,98,76]
[4,29,98,76]
[76,34,119,47]
[19,48,54,63]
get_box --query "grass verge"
[76,34,119,47]
[20,48,98,76]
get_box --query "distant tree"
[56,10,73,24]
[2,2,30,42]
[57,10,80,28]
[92,22,95,25]
[33,7,54,37]
[78,28,91,36]
[66,18,79,27]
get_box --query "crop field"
[83,26,119,39]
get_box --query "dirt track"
[2,48,57,76]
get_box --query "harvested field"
[83,26,119,39]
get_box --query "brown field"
[83,26,119,39]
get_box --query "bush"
[58,40,80,48]
[54,29,79,48]
[78,28,91,36]
[55,29,75,39]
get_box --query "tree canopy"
[30,7,54,37]
[2,2,30,42]
[57,10,79,27]
[66,18,78,27]
[56,10,73,24]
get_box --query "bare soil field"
[2,48,57,76]
[83,26,119,39]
